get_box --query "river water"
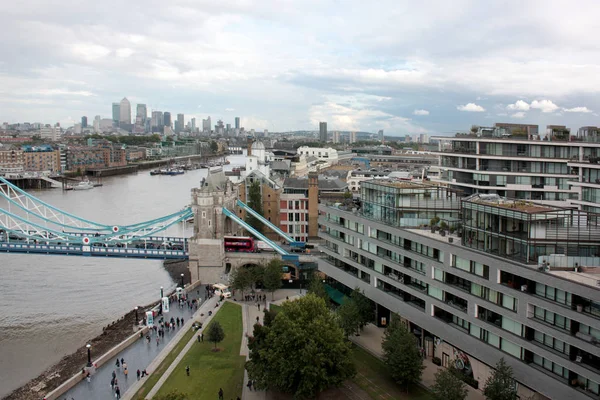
[0,154,245,397]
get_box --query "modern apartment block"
[318,179,600,400]
[434,125,600,205]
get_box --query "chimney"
[247,137,253,156]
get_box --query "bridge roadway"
[0,235,189,260]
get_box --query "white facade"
[296,146,339,165]
[245,140,272,177]
[39,126,58,141]
[93,116,101,133]
[119,97,131,125]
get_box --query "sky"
[1,0,600,136]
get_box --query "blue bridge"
[0,177,192,259]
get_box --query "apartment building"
[319,180,600,400]
[22,145,61,172]
[0,145,25,172]
[433,126,600,205]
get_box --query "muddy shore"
[3,260,190,400]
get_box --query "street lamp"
[180,273,185,288]
[86,344,92,367]
[134,306,138,326]
[160,286,164,315]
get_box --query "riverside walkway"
[62,288,206,400]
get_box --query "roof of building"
[271,160,291,171]
[464,193,559,214]
[251,140,265,151]
[283,176,347,191]
[199,167,229,192]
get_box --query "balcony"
[477,307,503,328]
[445,292,468,313]
[445,272,472,293]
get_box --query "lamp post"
[180,273,185,288]
[134,306,138,326]
[160,286,164,315]
[86,344,92,367]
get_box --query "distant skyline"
[1,1,599,135]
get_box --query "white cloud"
[413,109,429,116]
[116,48,134,58]
[225,108,235,111]
[457,103,485,112]
[506,100,530,111]
[530,100,560,113]
[510,112,526,119]
[563,106,592,113]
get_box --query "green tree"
[230,266,253,299]
[154,390,188,400]
[245,181,263,233]
[209,140,219,153]
[350,288,374,330]
[249,263,265,290]
[263,308,278,327]
[382,319,424,391]
[337,298,361,338]
[483,358,518,400]
[432,367,468,400]
[308,272,328,302]
[263,259,283,300]
[206,321,225,350]
[246,293,355,399]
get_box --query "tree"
[337,298,361,338]
[432,367,468,400]
[308,272,328,302]
[245,181,263,233]
[263,308,278,327]
[230,267,252,298]
[209,140,219,153]
[246,294,355,399]
[350,287,374,330]
[382,319,424,391]
[263,259,283,300]
[206,321,225,350]
[248,263,265,290]
[154,390,188,400]
[483,358,517,400]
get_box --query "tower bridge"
[0,169,318,282]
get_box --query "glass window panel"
[487,332,500,347]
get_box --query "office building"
[319,180,600,400]
[119,97,131,125]
[151,111,163,131]
[319,122,328,143]
[81,116,87,128]
[350,131,357,144]
[136,104,147,120]
[191,118,196,132]
[433,126,598,203]
[235,117,240,130]
[333,131,341,144]
[93,116,101,133]
[163,112,171,128]
[39,126,58,141]
[378,129,384,142]
[177,114,184,133]
[112,103,120,125]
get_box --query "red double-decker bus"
[223,236,255,253]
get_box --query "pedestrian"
[115,385,121,399]
[181,317,184,325]
[141,369,148,378]
[124,367,128,378]
[257,303,260,311]
[115,359,120,368]
[110,377,115,389]
[201,332,204,342]
[123,361,127,370]
[136,369,141,380]
[219,388,224,400]
[176,317,180,327]
[120,357,124,367]
[247,379,252,391]
[156,336,160,346]
[256,316,259,323]
[112,370,116,380]
[186,365,190,376]
[197,334,201,343]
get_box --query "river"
[0,154,246,398]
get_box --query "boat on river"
[72,180,94,190]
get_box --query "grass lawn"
[155,302,245,400]
[269,303,283,313]
[132,326,196,400]
[351,346,434,400]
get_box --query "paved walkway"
[63,288,206,400]
[351,324,485,400]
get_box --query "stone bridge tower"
[188,167,241,284]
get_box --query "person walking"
[186,365,190,376]
[257,303,260,311]
[156,336,160,346]
[115,385,121,399]
[218,388,224,400]
[110,376,115,390]
[124,367,128,379]
[247,379,253,391]
[115,359,120,368]
[120,358,124,367]
[136,369,141,380]
[197,333,201,343]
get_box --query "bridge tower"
[188,167,241,284]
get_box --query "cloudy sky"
[1,0,599,135]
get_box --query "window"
[533,306,571,331]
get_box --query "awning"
[325,284,349,305]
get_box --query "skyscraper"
[93,115,101,133]
[164,112,171,127]
[191,118,196,132]
[350,131,357,144]
[81,116,87,128]
[235,117,240,130]
[112,103,120,125]
[378,129,384,143]
[136,104,147,120]
[151,111,163,131]
[319,121,327,143]
[177,114,184,132]
[119,97,131,125]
